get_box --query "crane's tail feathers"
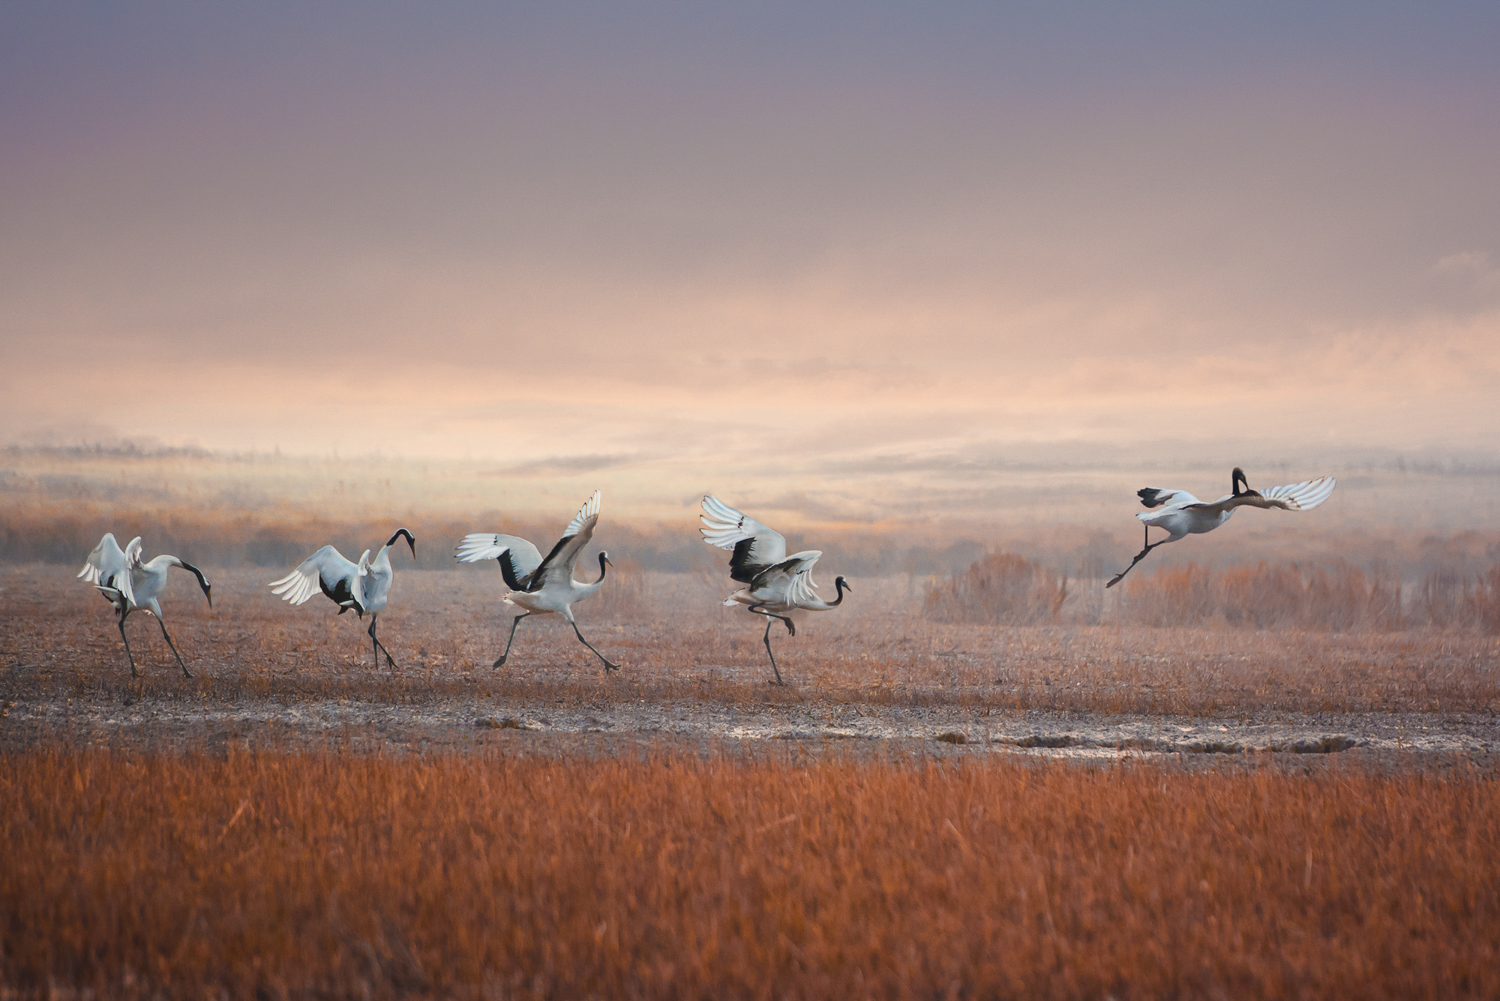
[1262,476,1337,511]
[268,568,319,604]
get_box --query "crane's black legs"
[368,614,397,669]
[1105,525,1166,589]
[154,615,193,678]
[746,606,794,686]
[494,612,531,668]
[570,620,619,672]
[747,604,795,636]
[759,614,785,686]
[117,612,138,678]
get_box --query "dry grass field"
[3,747,1497,999]
[3,551,1498,998]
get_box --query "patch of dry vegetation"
[2,747,1496,999]
[923,553,1067,624]
[1121,561,1405,631]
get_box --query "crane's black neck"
[387,528,416,558]
[1231,467,1250,497]
[830,575,850,606]
[595,551,610,584]
[176,560,213,606]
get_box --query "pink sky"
[3,4,1498,519]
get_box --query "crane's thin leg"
[1105,530,1169,589]
[117,612,138,678]
[748,604,795,636]
[570,620,619,673]
[368,614,397,669]
[494,612,531,668]
[154,615,193,678]
[758,613,785,686]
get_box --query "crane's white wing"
[1138,488,1201,509]
[116,537,144,606]
[563,490,601,539]
[455,532,545,588]
[1259,476,1337,511]
[79,532,125,584]
[532,491,602,590]
[701,495,788,584]
[775,551,824,607]
[269,545,357,605]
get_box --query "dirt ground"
[3,565,1496,768]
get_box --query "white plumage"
[1106,468,1337,587]
[700,495,850,685]
[455,490,618,671]
[80,532,213,678]
[269,529,415,667]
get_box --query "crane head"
[1231,467,1258,498]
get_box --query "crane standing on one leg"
[699,495,850,686]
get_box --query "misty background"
[2,2,1497,575]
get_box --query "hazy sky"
[3,3,1498,509]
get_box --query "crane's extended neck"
[386,528,417,559]
[830,575,850,606]
[175,559,213,607]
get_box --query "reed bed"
[1120,561,1405,632]
[923,553,1068,625]
[2,747,1495,999]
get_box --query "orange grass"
[2,748,1497,999]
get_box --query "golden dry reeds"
[2,748,1497,999]
[1123,561,1405,631]
[924,552,1068,625]
[1419,564,1500,634]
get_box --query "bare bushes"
[924,553,1068,624]
[586,558,649,621]
[1417,564,1500,634]
[1123,562,1404,632]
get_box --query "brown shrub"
[1125,561,1403,632]
[924,552,1067,624]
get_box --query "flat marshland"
[3,556,1499,997]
